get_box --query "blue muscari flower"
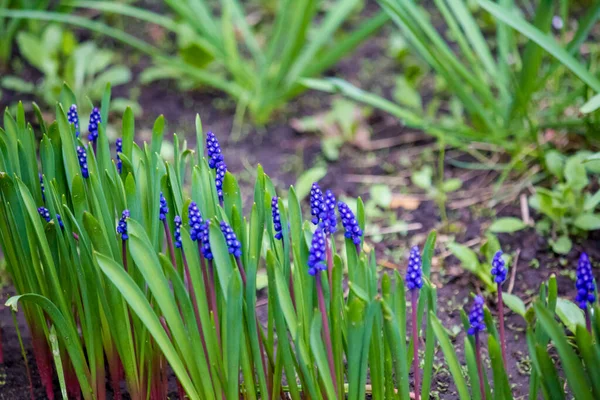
[323,190,337,234]
[337,201,362,245]
[310,183,326,225]
[467,295,486,335]
[88,107,101,142]
[38,207,51,222]
[200,221,213,260]
[39,173,45,203]
[406,246,423,290]
[188,202,203,241]
[159,192,169,221]
[77,146,89,178]
[67,105,80,137]
[174,216,182,249]
[491,250,507,284]
[272,196,283,240]
[215,162,227,202]
[56,214,64,230]
[220,221,242,258]
[308,227,327,276]
[206,131,224,169]
[117,210,130,240]
[116,138,123,173]
[576,253,596,310]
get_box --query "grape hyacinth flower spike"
[220,221,242,258]
[159,192,169,221]
[116,138,123,174]
[67,104,80,137]
[215,161,227,205]
[174,216,182,249]
[468,295,487,400]
[271,196,283,240]
[38,207,51,222]
[338,201,362,252]
[308,227,327,277]
[206,131,224,169]
[323,189,337,235]
[77,146,89,178]
[406,246,423,400]
[491,250,508,367]
[88,107,101,143]
[576,252,596,331]
[310,183,326,226]
[188,202,204,242]
[117,210,130,271]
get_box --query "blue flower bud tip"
[406,246,423,290]
[467,295,486,335]
[67,104,80,137]
[77,146,89,178]
[117,210,130,241]
[220,221,242,258]
[310,183,337,235]
[338,201,362,245]
[491,250,507,284]
[206,131,224,169]
[88,107,101,142]
[310,183,325,226]
[272,196,283,240]
[576,252,596,310]
[116,138,123,173]
[159,192,169,221]
[323,190,337,234]
[308,227,327,276]
[174,215,182,249]
[215,162,227,202]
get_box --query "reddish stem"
[122,240,128,272]
[497,285,508,369]
[586,308,592,333]
[32,335,54,400]
[316,274,337,397]
[475,334,487,400]
[109,350,122,400]
[411,290,421,400]
[325,237,334,289]
[201,253,221,345]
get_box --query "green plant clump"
[0,91,599,399]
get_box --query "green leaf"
[295,166,327,202]
[489,217,527,233]
[555,298,585,333]
[369,184,393,208]
[573,214,600,231]
[550,235,572,255]
[564,156,589,192]
[441,178,462,193]
[502,293,526,317]
[581,92,600,114]
[544,150,565,179]
[412,165,433,189]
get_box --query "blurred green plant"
[306,0,600,155]
[1,24,136,113]
[529,150,600,254]
[0,0,388,126]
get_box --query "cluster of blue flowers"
[271,196,283,240]
[77,146,89,178]
[159,192,169,221]
[215,162,227,203]
[308,227,327,276]
[117,210,130,240]
[467,296,486,336]
[337,201,362,245]
[88,107,101,142]
[174,216,183,248]
[67,105,80,137]
[199,221,213,260]
[188,202,203,241]
[220,221,242,258]
[116,138,123,173]
[38,207,51,222]
[406,246,423,290]
[491,250,507,284]
[310,183,336,235]
[206,131,224,168]
[576,252,596,310]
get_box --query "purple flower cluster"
[38,207,51,222]
[324,190,337,234]
[116,138,123,174]
[338,201,362,245]
[206,131,224,169]
[188,202,203,241]
[576,253,596,310]
[117,210,130,241]
[56,214,64,229]
[215,162,227,203]
[174,216,182,248]
[272,196,283,240]
[220,221,242,258]
[77,146,89,178]
[467,296,486,336]
[67,105,80,137]
[310,183,337,235]
[308,227,327,276]
[491,250,507,284]
[405,246,423,290]
[159,192,168,221]
[88,107,101,142]
[200,221,213,260]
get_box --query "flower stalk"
[491,250,508,368]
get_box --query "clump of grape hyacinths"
[468,295,486,400]
[206,131,224,168]
[88,107,101,143]
[77,146,89,178]
[215,162,227,204]
[271,196,283,240]
[67,105,80,137]
[576,252,596,331]
[38,207,51,222]
[39,173,45,203]
[491,250,508,366]
[406,246,423,400]
[116,138,123,173]
[117,210,130,241]
[220,221,242,258]
[338,201,362,249]
[174,216,182,249]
